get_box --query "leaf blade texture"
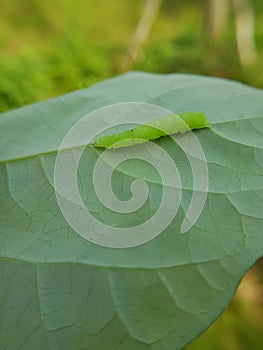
[0,72,262,350]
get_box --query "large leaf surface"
[0,72,263,349]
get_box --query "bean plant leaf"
[0,72,263,350]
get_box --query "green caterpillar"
[94,112,209,149]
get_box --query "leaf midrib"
[1,115,262,165]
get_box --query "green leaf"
[0,72,263,350]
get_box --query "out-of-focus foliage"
[0,0,262,112]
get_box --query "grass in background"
[0,0,262,112]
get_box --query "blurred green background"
[0,0,263,113]
[0,0,263,348]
